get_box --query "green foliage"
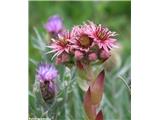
[29,1,131,120]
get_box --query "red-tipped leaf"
[90,70,105,105]
[83,87,96,120]
[96,110,104,120]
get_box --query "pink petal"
[102,45,109,54]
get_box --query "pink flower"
[84,21,117,53]
[70,25,93,52]
[47,31,72,59]
[46,21,118,65]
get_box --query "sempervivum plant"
[46,18,118,120]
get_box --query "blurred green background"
[29,1,131,120]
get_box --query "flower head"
[36,63,58,82]
[70,25,93,52]
[44,15,65,34]
[84,21,117,53]
[47,31,72,59]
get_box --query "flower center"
[59,39,68,47]
[79,35,92,48]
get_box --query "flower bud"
[100,50,110,60]
[88,52,97,61]
[75,50,84,60]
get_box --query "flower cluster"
[46,17,117,67]
[43,15,118,119]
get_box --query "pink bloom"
[70,25,93,52]
[84,21,117,53]
[75,50,84,60]
[88,53,97,61]
[47,31,72,59]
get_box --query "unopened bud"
[88,53,97,61]
[75,51,84,60]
